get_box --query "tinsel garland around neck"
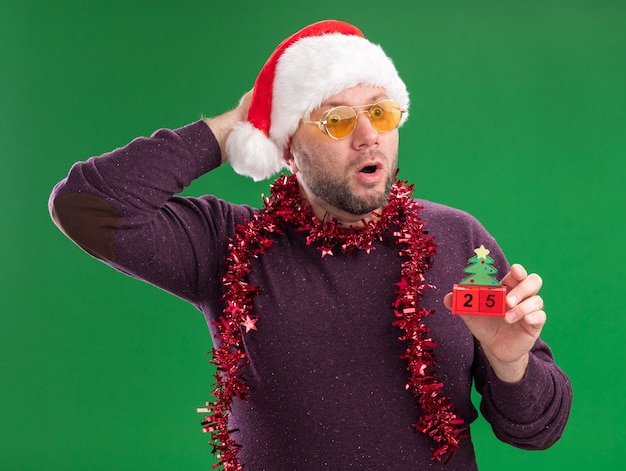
[198,174,467,470]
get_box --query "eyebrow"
[320,93,388,108]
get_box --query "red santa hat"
[226,20,410,181]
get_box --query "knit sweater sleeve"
[49,120,255,308]
[473,339,572,449]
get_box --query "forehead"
[318,85,389,109]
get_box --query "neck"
[298,186,384,228]
[311,203,381,228]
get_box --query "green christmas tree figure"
[459,245,501,286]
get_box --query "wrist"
[484,350,530,383]
[203,107,246,163]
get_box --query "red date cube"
[451,285,507,317]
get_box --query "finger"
[443,292,452,311]
[523,309,547,330]
[506,273,543,308]
[505,294,544,323]
[239,89,254,108]
[500,263,527,288]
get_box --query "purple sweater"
[49,121,572,470]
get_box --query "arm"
[473,337,572,450]
[49,93,254,305]
[444,267,572,448]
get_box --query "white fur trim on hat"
[226,121,284,182]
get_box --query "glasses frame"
[301,99,405,140]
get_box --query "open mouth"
[360,165,378,174]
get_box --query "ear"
[284,137,298,173]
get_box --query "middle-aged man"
[49,20,572,471]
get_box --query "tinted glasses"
[301,99,404,140]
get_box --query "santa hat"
[226,20,410,181]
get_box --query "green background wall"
[2,0,624,469]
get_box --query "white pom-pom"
[226,121,285,182]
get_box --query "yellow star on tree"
[474,244,490,259]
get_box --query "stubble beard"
[293,143,397,217]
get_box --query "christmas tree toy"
[451,245,507,316]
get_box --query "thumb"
[236,89,253,121]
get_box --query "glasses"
[301,99,405,140]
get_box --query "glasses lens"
[368,100,403,132]
[324,106,357,139]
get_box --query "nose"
[351,111,379,149]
